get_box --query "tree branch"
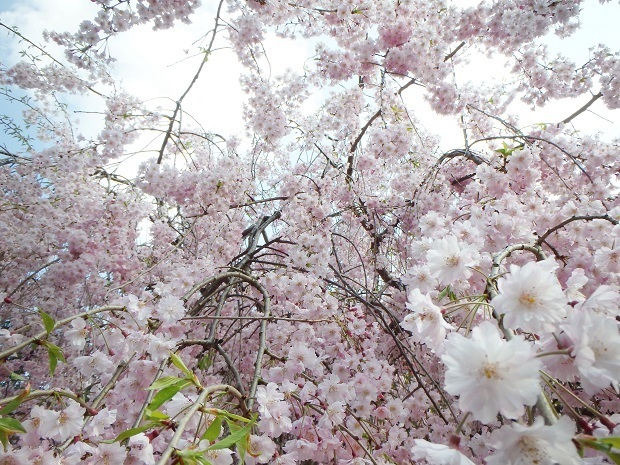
[561,91,603,125]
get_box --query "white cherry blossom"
[426,236,479,286]
[486,416,581,465]
[411,439,476,465]
[491,258,567,333]
[441,321,541,423]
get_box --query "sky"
[1,0,619,167]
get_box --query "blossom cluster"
[1,0,619,464]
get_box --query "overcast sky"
[1,0,619,161]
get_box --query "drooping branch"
[444,41,466,62]
[155,384,245,465]
[182,271,270,407]
[535,214,618,247]
[0,306,125,362]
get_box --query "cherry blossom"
[491,258,567,333]
[411,440,476,465]
[486,416,582,465]
[426,236,479,286]
[245,435,277,464]
[441,321,542,423]
[1,0,620,463]
[561,309,620,394]
[400,289,453,352]
[37,400,85,442]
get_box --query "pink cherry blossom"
[38,400,85,442]
[245,435,277,464]
[561,310,620,394]
[1,0,620,463]
[401,289,453,352]
[86,442,127,464]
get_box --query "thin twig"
[155,384,244,465]
[156,0,225,164]
[0,306,125,361]
[444,41,466,62]
[561,91,603,125]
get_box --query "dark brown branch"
[535,214,618,246]
[347,109,382,180]
[325,269,454,424]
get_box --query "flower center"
[591,341,608,359]
[480,362,500,379]
[445,255,460,268]
[518,292,538,308]
[517,436,547,464]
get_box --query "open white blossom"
[401,289,453,352]
[318,401,346,429]
[578,284,620,318]
[256,383,293,437]
[426,235,479,285]
[561,309,620,394]
[441,321,541,423]
[38,400,85,442]
[245,435,277,464]
[486,416,581,465]
[411,440,476,465]
[156,295,186,323]
[491,258,567,333]
[128,433,155,465]
[565,268,588,303]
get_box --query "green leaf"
[9,372,26,382]
[0,429,7,451]
[148,379,192,412]
[577,435,620,464]
[170,352,193,379]
[0,399,23,416]
[148,376,185,391]
[43,342,65,376]
[0,416,27,434]
[206,419,254,451]
[175,449,213,465]
[112,423,157,443]
[234,428,248,462]
[197,353,213,371]
[217,410,253,424]
[39,310,55,334]
[145,410,169,421]
[0,385,30,416]
[0,395,26,417]
[437,286,451,301]
[201,415,223,442]
[599,437,620,448]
